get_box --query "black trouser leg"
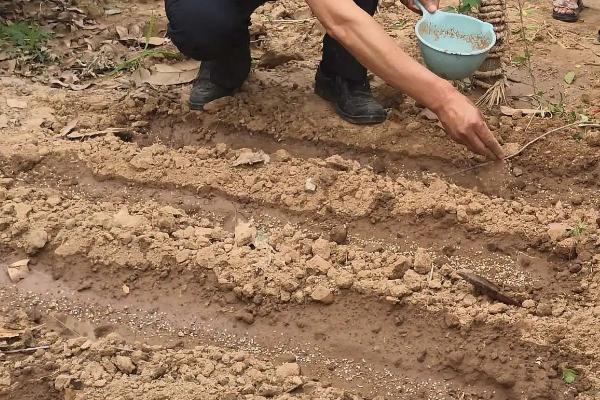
[165,0,266,89]
[320,0,379,82]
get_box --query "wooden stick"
[1,345,49,354]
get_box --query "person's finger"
[475,123,505,160]
[421,0,438,12]
[464,133,495,159]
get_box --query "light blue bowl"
[414,4,496,80]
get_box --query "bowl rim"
[414,13,497,56]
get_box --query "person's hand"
[435,92,505,160]
[401,0,439,14]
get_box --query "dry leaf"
[115,25,129,40]
[137,37,167,46]
[50,80,92,91]
[6,98,27,109]
[105,8,122,15]
[232,150,270,166]
[131,67,152,85]
[0,327,23,340]
[564,71,576,85]
[139,61,200,86]
[60,118,79,136]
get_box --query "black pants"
[165,0,378,89]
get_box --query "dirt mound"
[1,0,599,399]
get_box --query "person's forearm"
[307,0,456,113]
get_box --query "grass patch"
[113,14,181,73]
[561,367,578,384]
[0,20,51,62]
[569,221,587,238]
[113,48,181,73]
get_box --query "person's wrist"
[429,80,459,116]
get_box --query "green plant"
[548,97,566,116]
[0,20,51,62]
[513,50,531,66]
[113,15,180,73]
[561,367,578,384]
[569,221,587,238]
[445,0,482,13]
[113,48,180,72]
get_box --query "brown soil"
[1,0,599,399]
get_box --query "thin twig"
[49,314,82,337]
[505,121,579,159]
[1,345,49,354]
[449,121,580,176]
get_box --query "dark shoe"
[190,62,237,110]
[314,69,386,125]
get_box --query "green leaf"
[561,368,578,384]
[456,0,481,13]
[564,71,576,85]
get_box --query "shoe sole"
[552,11,579,22]
[314,86,387,125]
[189,101,205,110]
[189,88,238,111]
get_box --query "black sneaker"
[315,68,387,125]
[190,62,237,110]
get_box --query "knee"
[166,0,246,60]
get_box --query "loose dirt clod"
[6,259,30,283]
[310,285,334,304]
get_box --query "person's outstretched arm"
[306,0,504,160]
